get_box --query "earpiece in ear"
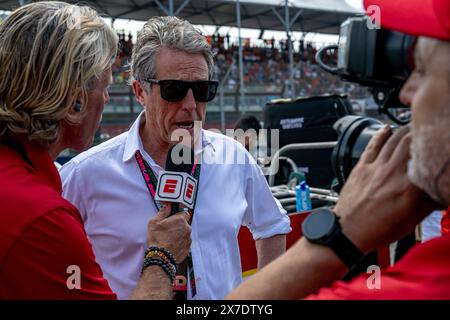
[74,100,82,112]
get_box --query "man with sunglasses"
[60,16,291,300]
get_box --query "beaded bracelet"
[142,256,176,277]
[141,257,176,283]
[145,246,177,267]
[145,250,173,265]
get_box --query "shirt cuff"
[250,215,292,240]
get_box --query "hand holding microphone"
[146,144,197,263]
[146,202,192,263]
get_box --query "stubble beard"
[407,115,450,206]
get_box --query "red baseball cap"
[364,0,450,40]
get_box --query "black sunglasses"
[145,79,219,103]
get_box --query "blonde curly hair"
[0,1,118,144]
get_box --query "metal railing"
[264,141,337,186]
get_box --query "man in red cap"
[228,0,450,299]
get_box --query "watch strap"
[326,221,365,269]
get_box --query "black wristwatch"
[302,207,364,269]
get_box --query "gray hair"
[131,16,214,90]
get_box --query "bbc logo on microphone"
[155,172,197,209]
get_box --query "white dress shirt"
[421,211,444,243]
[60,111,291,300]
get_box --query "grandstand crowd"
[111,31,369,99]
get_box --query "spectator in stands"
[112,27,369,100]
[0,1,190,299]
[228,0,450,299]
[60,16,291,300]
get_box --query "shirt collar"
[122,111,215,163]
[122,111,147,163]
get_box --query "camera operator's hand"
[147,203,192,262]
[335,125,439,254]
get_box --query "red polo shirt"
[0,140,116,299]
[307,233,450,299]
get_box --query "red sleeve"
[0,208,117,299]
[306,235,450,300]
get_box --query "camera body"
[337,17,415,89]
[324,17,414,184]
[306,17,420,271]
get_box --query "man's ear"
[132,80,147,106]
